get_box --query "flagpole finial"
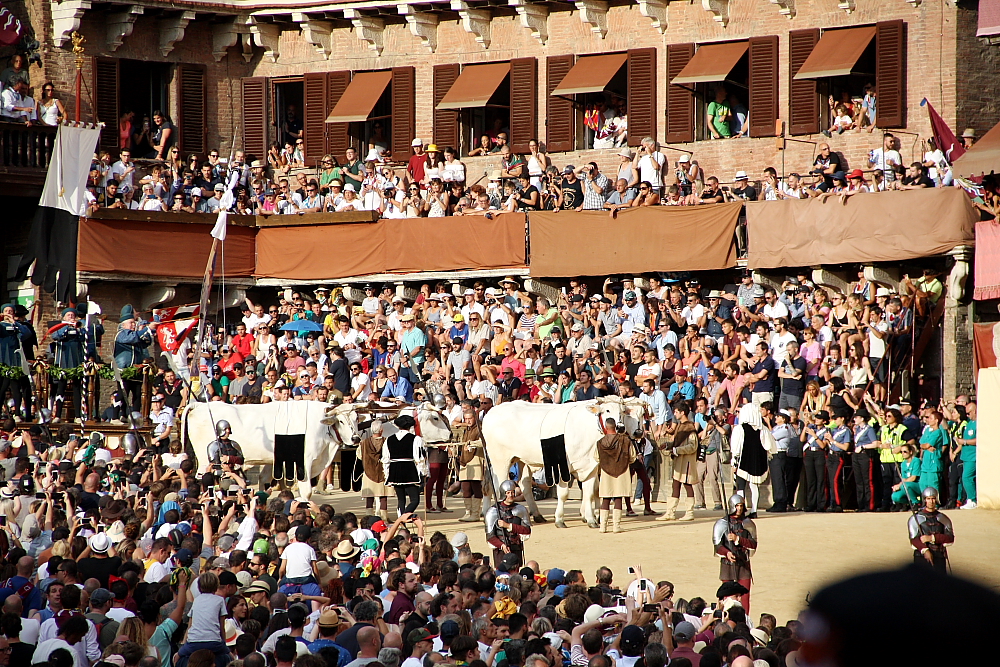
[71,31,86,70]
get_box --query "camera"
[642,604,659,613]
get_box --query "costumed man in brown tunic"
[657,400,700,522]
[457,408,486,522]
[596,418,635,533]
[360,420,390,520]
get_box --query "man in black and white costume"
[730,402,777,518]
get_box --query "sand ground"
[318,490,1000,623]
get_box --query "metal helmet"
[922,487,939,500]
[38,407,52,425]
[432,393,447,409]
[215,420,232,437]
[122,432,140,455]
[500,480,518,495]
[727,493,746,514]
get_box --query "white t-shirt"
[682,304,707,329]
[870,148,902,180]
[106,607,136,623]
[769,331,797,364]
[762,301,789,322]
[815,325,835,350]
[352,372,372,401]
[461,303,486,323]
[334,329,369,364]
[402,658,423,667]
[868,320,889,358]
[923,149,947,181]
[33,638,84,667]
[281,541,317,579]
[637,152,666,188]
[243,312,271,331]
[144,560,170,583]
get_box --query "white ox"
[354,402,454,443]
[184,401,358,499]
[481,397,648,528]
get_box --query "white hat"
[450,532,469,549]
[411,138,423,147]
[106,520,126,544]
[391,295,406,304]
[343,184,356,192]
[89,532,111,554]
[484,287,498,296]
[463,288,475,296]
[350,528,375,544]
[735,170,749,180]
[571,322,585,332]
[875,287,891,297]
[543,632,563,650]
[618,148,633,158]
[583,604,607,624]
[678,155,691,163]
[190,187,203,197]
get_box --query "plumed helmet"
[922,487,939,500]
[122,432,140,455]
[216,420,232,436]
[432,393,447,409]
[728,493,746,514]
[500,480,518,495]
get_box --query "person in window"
[147,110,174,160]
[859,83,876,132]
[1,78,35,124]
[728,93,749,138]
[899,162,935,190]
[707,87,733,139]
[469,134,493,157]
[283,104,303,145]
[825,104,854,137]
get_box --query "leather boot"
[612,508,623,533]
[678,497,695,521]
[459,498,479,522]
[656,497,679,521]
[599,509,609,533]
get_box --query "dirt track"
[321,490,1000,623]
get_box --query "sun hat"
[334,540,361,560]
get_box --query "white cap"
[190,187,203,196]
[411,138,423,147]
[350,528,375,544]
[343,184,356,192]
[450,532,469,549]
[463,288,475,295]
[678,155,691,163]
[875,287,891,297]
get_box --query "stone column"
[942,246,975,400]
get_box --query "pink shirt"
[500,356,526,381]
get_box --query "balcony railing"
[0,122,57,193]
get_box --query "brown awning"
[671,41,748,86]
[326,70,393,123]
[550,53,628,96]
[952,119,1000,177]
[436,62,510,110]
[793,26,876,79]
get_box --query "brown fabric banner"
[529,204,741,276]
[77,218,255,277]
[255,222,385,280]
[383,213,527,274]
[746,188,977,269]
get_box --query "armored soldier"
[908,486,954,573]
[360,420,390,521]
[485,479,532,568]
[207,420,244,467]
[51,307,86,418]
[713,493,757,611]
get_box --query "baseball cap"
[440,620,460,640]
[571,322,585,332]
[562,165,575,174]
[408,628,438,644]
[411,138,423,147]
[344,184,356,192]
[190,187,202,197]
[218,571,239,587]
[547,568,566,584]
[452,313,464,322]
[90,588,114,607]
[674,621,697,642]
[624,290,637,300]
[252,538,270,555]
[214,183,226,191]
[678,155,691,163]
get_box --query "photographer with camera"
[575,162,609,210]
[631,137,668,195]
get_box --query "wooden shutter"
[788,28,820,136]
[545,55,575,153]
[177,64,207,154]
[241,77,268,161]
[303,72,328,166]
[664,44,694,144]
[748,36,778,138]
[326,70,352,160]
[391,66,416,160]
[876,20,906,128]
[627,48,656,147]
[433,64,460,152]
[509,57,537,153]
[93,57,120,153]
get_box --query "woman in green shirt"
[919,410,948,493]
[318,154,342,191]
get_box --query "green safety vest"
[879,422,907,463]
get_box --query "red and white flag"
[0,3,22,47]
[154,303,201,323]
[156,318,198,353]
[922,98,965,164]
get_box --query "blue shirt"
[667,380,696,401]
[854,424,876,448]
[401,327,428,364]
[309,639,350,665]
[830,425,852,452]
[448,323,470,344]
[805,426,829,451]
[381,376,414,402]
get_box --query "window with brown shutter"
[748,36,778,138]
[93,57,120,153]
[391,66,416,160]
[664,44,694,144]
[433,64,459,151]
[177,64,207,155]
[509,57,537,153]
[627,48,656,147]
[546,55,575,153]
[788,29,820,136]
[326,71,352,160]
[241,77,269,161]
[303,72,328,166]
[876,20,906,129]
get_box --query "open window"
[668,37,777,141]
[94,57,173,156]
[325,70,394,162]
[546,49,655,150]
[789,20,905,134]
[434,59,537,156]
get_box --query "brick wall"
[24,0,1000,180]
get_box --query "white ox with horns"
[184,400,358,499]
[481,397,649,528]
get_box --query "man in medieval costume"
[485,479,532,568]
[596,418,634,533]
[360,420,390,521]
[713,493,757,611]
[730,402,777,518]
[908,486,954,574]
